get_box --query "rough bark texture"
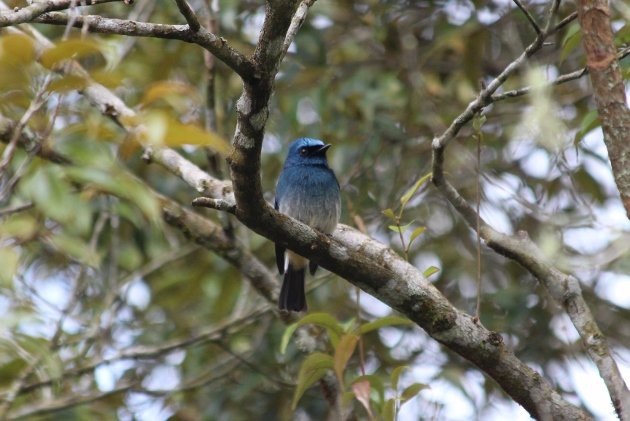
[576,0,630,415]
[577,0,630,220]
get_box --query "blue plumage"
[275,138,341,312]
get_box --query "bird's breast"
[277,166,340,233]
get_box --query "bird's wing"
[274,198,285,274]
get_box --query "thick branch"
[31,12,257,80]
[577,0,630,220]
[0,0,125,27]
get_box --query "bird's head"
[284,138,332,168]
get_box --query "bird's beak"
[317,144,332,153]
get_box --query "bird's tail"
[278,264,306,312]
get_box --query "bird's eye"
[299,147,308,156]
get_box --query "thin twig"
[475,131,482,321]
[511,0,542,35]
[0,202,33,217]
[281,0,316,57]
[0,74,52,174]
[174,0,200,31]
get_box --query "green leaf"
[63,167,161,225]
[382,208,396,219]
[383,398,396,421]
[280,323,300,355]
[399,172,432,210]
[615,24,630,45]
[291,352,333,409]
[472,114,486,132]
[340,317,357,333]
[141,111,229,154]
[47,233,100,267]
[141,81,200,106]
[423,266,440,278]
[40,38,104,69]
[333,334,359,388]
[573,110,600,146]
[560,23,582,64]
[47,75,89,93]
[391,366,409,392]
[357,316,412,335]
[0,34,35,65]
[0,247,19,287]
[388,220,415,234]
[20,166,92,236]
[400,382,429,404]
[280,313,344,354]
[0,214,38,241]
[408,226,426,246]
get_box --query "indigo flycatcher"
[275,138,341,312]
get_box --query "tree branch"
[281,0,316,57]
[577,0,630,221]
[491,43,630,103]
[431,4,630,419]
[0,0,127,27]
[7,383,136,420]
[142,146,234,201]
[173,0,200,32]
[511,0,541,35]
[30,11,257,80]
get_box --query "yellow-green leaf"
[382,208,396,219]
[391,365,409,392]
[400,172,432,209]
[357,316,412,335]
[388,220,415,234]
[333,334,359,388]
[560,23,582,64]
[409,226,426,246]
[142,111,229,154]
[400,382,429,404]
[423,266,440,278]
[47,75,88,93]
[40,38,103,69]
[472,114,486,132]
[0,34,35,65]
[280,313,344,354]
[291,352,333,409]
[0,214,38,241]
[47,233,100,267]
[383,398,395,421]
[141,81,199,106]
[63,166,161,225]
[0,247,19,286]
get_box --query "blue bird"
[275,138,341,312]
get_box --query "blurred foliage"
[0,0,629,419]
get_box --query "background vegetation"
[0,0,629,419]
